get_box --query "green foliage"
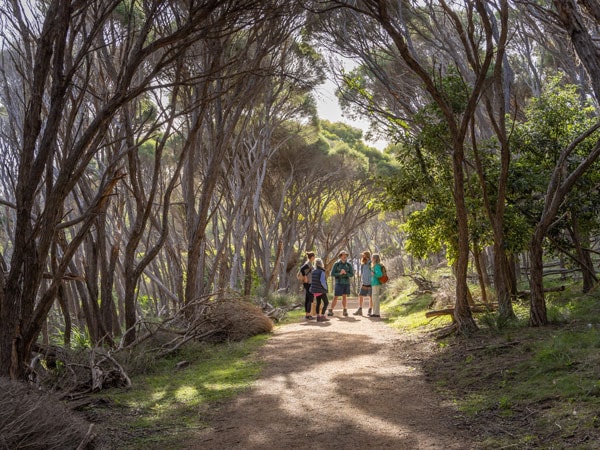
[479,310,519,331]
[402,206,450,260]
[265,291,297,308]
[382,69,484,263]
[320,120,363,146]
[438,67,470,115]
[52,325,92,350]
[509,74,600,253]
[137,139,157,160]
[319,119,393,174]
[113,0,145,26]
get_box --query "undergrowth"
[383,274,600,449]
[90,335,270,449]
[88,292,306,449]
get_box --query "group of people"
[299,250,385,322]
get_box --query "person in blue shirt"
[354,251,372,316]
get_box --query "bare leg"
[329,296,339,315]
[331,297,338,310]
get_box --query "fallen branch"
[466,341,521,351]
[405,273,437,293]
[517,285,565,297]
[425,305,493,318]
[433,323,458,339]
[76,424,96,450]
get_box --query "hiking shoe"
[317,315,328,322]
[353,308,363,316]
[305,315,315,320]
[343,309,348,316]
[367,308,372,315]
[327,310,334,316]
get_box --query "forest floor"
[192,298,476,450]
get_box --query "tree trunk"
[554,0,600,103]
[244,226,254,297]
[529,228,548,326]
[472,243,488,305]
[452,147,478,335]
[122,265,138,346]
[568,213,597,293]
[57,284,72,347]
[99,213,120,342]
[493,242,516,320]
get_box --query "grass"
[93,334,270,449]
[89,295,307,449]
[383,275,454,331]
[382,276,600,449]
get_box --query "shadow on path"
[191,303,475,450]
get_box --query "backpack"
[378,264,389,284]
[296,268,307,283]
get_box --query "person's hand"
[340,269,346,275]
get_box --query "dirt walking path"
[194,299,475,449]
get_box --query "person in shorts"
[354,251,372,316]
[328,250,354,316]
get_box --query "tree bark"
[554,0,600,103]
[568,213,597,292]
[451,143,479,334]
[472,243,489,305]
[529,228,548,326]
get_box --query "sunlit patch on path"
[194,298,474,449]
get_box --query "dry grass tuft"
[0,378,94,449]
[205,298,274,342]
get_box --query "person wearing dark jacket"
[300,252,316,320]
[310,258,330,322]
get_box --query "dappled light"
[3,0,600,448]
[194,300,470,449]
